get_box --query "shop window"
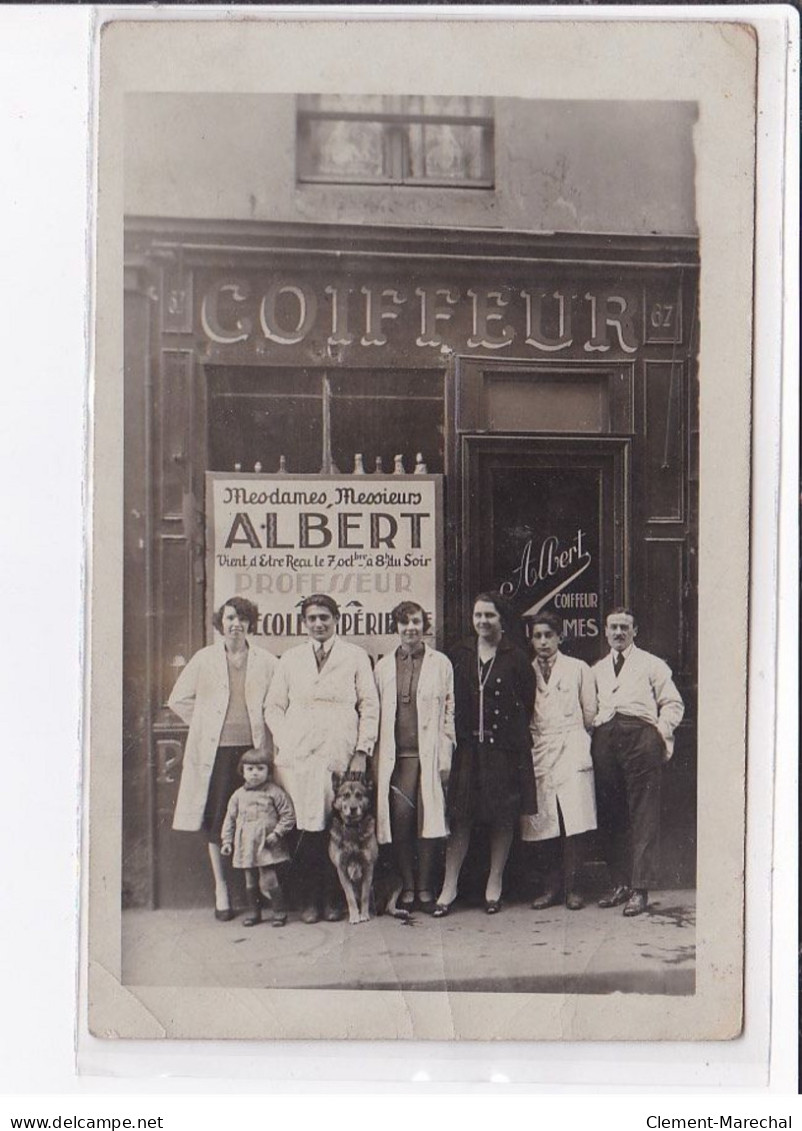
[297,94,494,188]
[207,367,444,475]
[329,369,444,473]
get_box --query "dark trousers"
[292,830,342,911]
[538,833,584,894]
[591,716,664,890]
[536,803,585,894]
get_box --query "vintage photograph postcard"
[87,15,756,1043]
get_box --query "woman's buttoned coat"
[521,652,597,841]
[374,645,456,844]
[265,638,380,832]
[169,639,278,832]
[447,635,538,822]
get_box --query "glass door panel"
[462,436,629,665]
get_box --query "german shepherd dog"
[329,772,411,925]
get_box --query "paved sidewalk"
[123,890,695,995]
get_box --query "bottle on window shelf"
[277,455,287,474]
[353,453,366,474]
[254,461,262,473]
[393,454,406,475]
[414,453,428,474]
[374,456,383,473]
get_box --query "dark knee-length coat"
[446,635,537,825]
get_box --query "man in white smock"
[265,594,379,923]
[522,611,597,911]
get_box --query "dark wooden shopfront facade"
[123,219,699,908]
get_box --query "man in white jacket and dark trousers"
[591,608,684,918]
[265,594,379,923]
[523,611,597,911]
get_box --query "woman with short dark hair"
[433,592,536,916]
[374,601,455,913]
[169,596,277,920]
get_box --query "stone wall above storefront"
[124,94,697,237]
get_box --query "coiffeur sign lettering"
[198,273,642,362]
[205,473,443,659]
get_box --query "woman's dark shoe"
[417,898,437,915]
[565,892,585,911]
[214,908,235,922]
[484,899,502,915]
[432,901,453,919]
[271,913,288,928]
[301,904,321,924]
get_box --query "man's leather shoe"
[565,892,584,911]
[598,885,631,908]
[622,890,648,917]
[324,904,345,922]
[300,904,321,924]
[531,889,562,910]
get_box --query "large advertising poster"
[205,472,443,659]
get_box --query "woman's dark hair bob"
[390,601,431,634]
[472,590,510,620]
[212,596,259,634]
[472,590,527,648]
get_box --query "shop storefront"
[123,219,698,908]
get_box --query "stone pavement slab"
[122,890,695,995]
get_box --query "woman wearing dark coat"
[433,592,537,916]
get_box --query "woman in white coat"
[374,601,455,914]
[522,611,597,910]
[168,596,277,920]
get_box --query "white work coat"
[265,638,379,831]
[169,639,278,832]
[592,644,684,758]
[521,652,597,842]
[374,645,456,844]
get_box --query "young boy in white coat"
[522,611,597,910]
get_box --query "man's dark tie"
[613,652,625,677]
[315,644,329,672]
[538,658,551,684]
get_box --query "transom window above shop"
[296,94,494,188]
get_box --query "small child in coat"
[221,749,296,927]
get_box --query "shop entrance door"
[461,436,630,663]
